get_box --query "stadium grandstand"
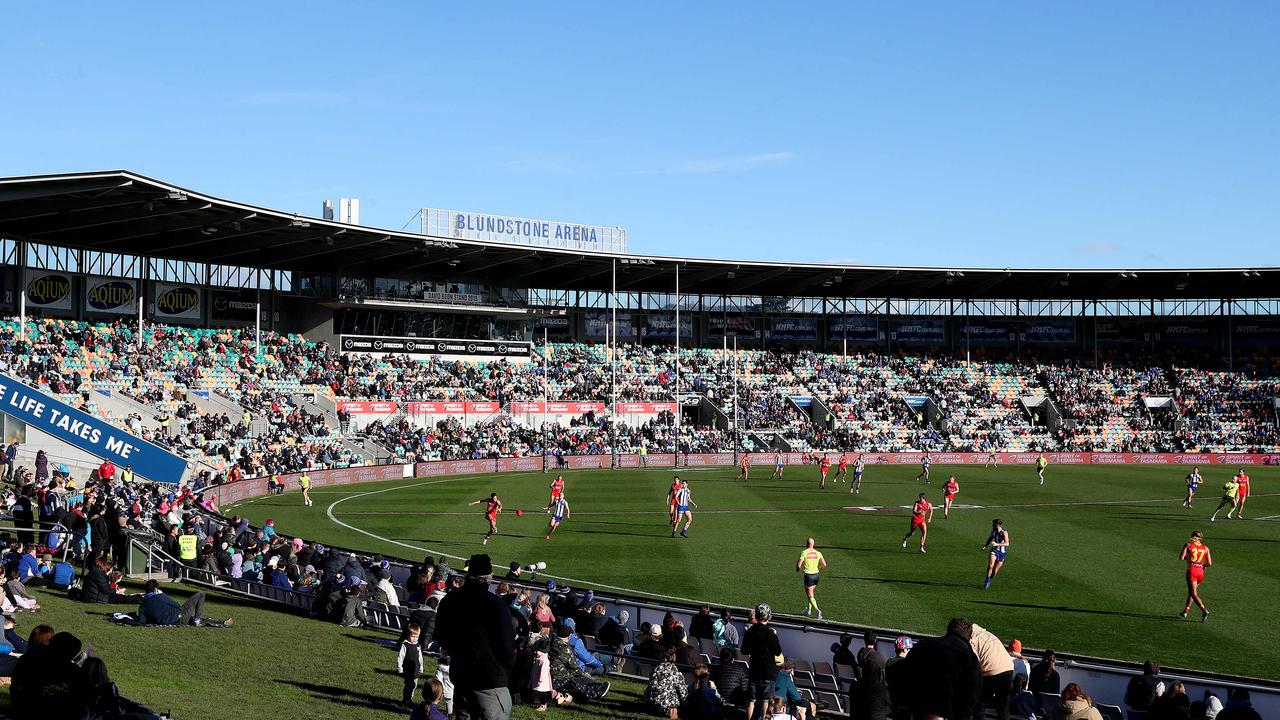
[0,170,1277,719]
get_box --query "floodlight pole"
[255,302,262,362]
[674,263,680,467]
[542,327,549,473]
[610,258,617,468]
[733,335,739,458]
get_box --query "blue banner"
[1022,320,1077,344]
[892,319,946,344]
[828,315,881,342]
[0,374,188,483]
[959,321,1014,346]
[767,318,818,342]
[1233,322,1280,347]
[641,313,694,340]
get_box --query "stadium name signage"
[454,212,602,244]
[0,373,187,482]
[339,334,530,358]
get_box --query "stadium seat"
[1096,703,1124,720]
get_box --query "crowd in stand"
[3,318,1279,470]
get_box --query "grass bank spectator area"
[0,171,1277,719]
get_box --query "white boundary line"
[324,473,726,605]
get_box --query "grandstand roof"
[1,169,1276,301]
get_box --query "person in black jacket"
[712,647,749,707]
[739,603,783,720]
[690,605,716,651]
[79,557,132,604]
[852,631,891,720]
[887,617,980,720]
[435,553,516,720]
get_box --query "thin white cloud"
[666,152,793,174]
[238,90,348,106]
[1073,242,1119,254]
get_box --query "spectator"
[852,630,891,720]
[832,632,857,677]
[690,605,716,650]
[669,625,702,667]
[1011,674,1039,720]
[645,646,689,719]
[970,622,1014,720]
[398,621,424,706]
[1149,680,1190,720]
[136,580,233,627]
[4,568,39,611]
[10,630,91,720]
[559,617,608,676]
[1052,682,1103,720]
[888,617,981,720]
[765,695,799,720]
[1008,639,1029,679]
[83,656,124,719]
[713,608,739,652]
[685,662,726,720]
[634,623,666,660]
[1214,689,1261,720]
[411,677,451,720]
[772,659,819,720]
[740,603,783,720]
[407,596,439,652]
[597,609,631,662]
[3,614,28,654]
[713,646,750,707]
[1030,650,1062,698]
[435,554,517,720]
[79,557,132,604]
[886,635,912,668]
[1125,660,1166,714]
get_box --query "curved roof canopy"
[0,170,1273,301]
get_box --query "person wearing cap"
[597,610,631,663]
[120,464,134,484]
[503,561,521,581]
[740,603,783,720]
[435,554,517,720]
[633,622,666,660]
[1008,639,1028,680]
[970,623,1014,720]
[560,617,608,676]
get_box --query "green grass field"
[0,582,655,720]
[234,462,1280,680]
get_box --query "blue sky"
[3,3,1277,269]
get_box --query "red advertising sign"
[616,402,678,414]
[337,401,400,414]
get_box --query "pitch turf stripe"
[325,478,729,607]
[330,491,1280,517]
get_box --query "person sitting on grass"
[4,567,40,611]
[136,579,233,627]
[10,630,92,720]
[78,556,133,604]
[549,623,611,701]
[645,646,689,719]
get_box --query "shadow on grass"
[342,632,400,648]
[776,544,902,555]
[830,575,977,589]
[275,679,409,714]
[969,599,1181,622]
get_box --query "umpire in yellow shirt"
[797,537,828,620]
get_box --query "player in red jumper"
[469,493,503,545]
[1178,530,1212,622]
[819,453,832,489]
[942,475,960,519]
[836,453,848,484]
[1233,469,1251,519]
[901,492,935,553]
